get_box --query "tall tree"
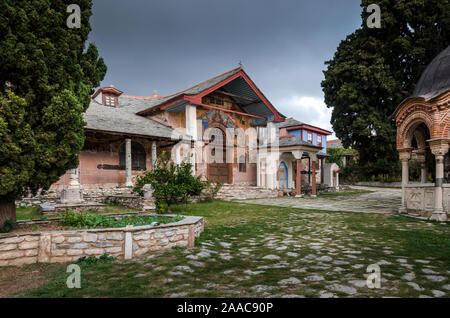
[0,0,107,227]
[322,0,450,177]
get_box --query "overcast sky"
[88,0,363,137]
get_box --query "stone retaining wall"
[16,188,133,208]
[41,203,107,216]
[103,195,155,210]
[0,215,203,267]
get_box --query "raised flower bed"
[0,213,204,267]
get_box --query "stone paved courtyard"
[7,199,448,298]
[239,186,402,214]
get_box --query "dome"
[413,45,450,101]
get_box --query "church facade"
[52,67,332,195]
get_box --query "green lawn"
[5,201,450,298]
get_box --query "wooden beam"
[186,99,266,120]
[216,90,259,104]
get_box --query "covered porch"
[257,137,326,196]
[397,123,450,222]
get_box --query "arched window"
[119,142,147,171]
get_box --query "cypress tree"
[0,0,107,226]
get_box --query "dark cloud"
[88,0,363,132]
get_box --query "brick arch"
[397,111,433,149]
[438,109,450,138]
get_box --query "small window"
[317,135,322,147]
[104,94,116,107]
[239,155,246,173]
[307,132,313,143]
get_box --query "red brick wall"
[395,92,450,150]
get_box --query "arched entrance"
[206,127,229,184]
[278,161,288,189]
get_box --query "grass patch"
[16,206,42,221]
[7,200,449,298]
[60,211,183,229]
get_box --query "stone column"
[417,155,428,183]
[421,163,428,184]
[125,138,133,187]
[336,172,340,189]
[256,156,261,187]
[190,146,196,176]
[430,144,449,221]
[185,105,197,176]
[185,104,197,141]
[296,159,302,197]
[398,150,411,214]
[151,141,157,169]
[266,152,277,190]
[311,158,317,198]
[433,153,445,221]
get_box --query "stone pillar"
[296,159,302,197]
[416,153,427,184]
[256,156,261,187]
[433,154,445,221]
[266,152,277,190]
[430,142,449,221]
[125,138,133,187]
[60,168,83,204]
[311,158,317,197]
[190,146,196,176]
[336,172,340,189]
[421,163,428,184]
[151,141,157,169]
[185,104,198,141]
[398,150,411,214]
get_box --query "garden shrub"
[133,152,206,213]
[0,219,17,233]
[201,181,223,202]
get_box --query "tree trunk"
[0,198,16,229]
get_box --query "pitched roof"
[127,67,244,112]
[274,119,304,129]
[84,103,184,140]
[327,139,343,149]
[131,67,285,121]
